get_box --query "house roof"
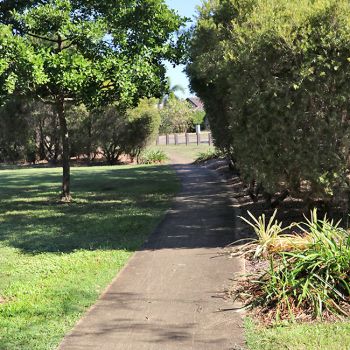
[186,97,204,111]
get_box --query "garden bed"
[201,158,345,228]
[198,157,350,349]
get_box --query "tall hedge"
[188,0,350,208]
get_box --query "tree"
[188,0,350,210]
[94,98,160,164]
[159,97,194,133]
[0,24,43,106]
[159,78,186,106]
[1,0,187,201]
[191,110,206,127]
[0,97,65,164]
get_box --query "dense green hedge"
[188,0,350,207]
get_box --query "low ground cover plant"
[235,210,350,322]
[138,149,168,164]
[194,148,222,164]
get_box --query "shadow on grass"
[0,165,178,254]
[0,162,242,255]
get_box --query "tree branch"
[36,95,56,105]
[62,40,77,50]
[26,32,59,43]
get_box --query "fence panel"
[156,132,212,146]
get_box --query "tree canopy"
[0,25,44,104]
[0,0,187,200]
[159,97,196,134]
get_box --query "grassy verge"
[0,165,179,349]
[245,318,350,350]
[148,144,214,163]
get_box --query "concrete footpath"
[59,159,244,350]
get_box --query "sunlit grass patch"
[245,318,350,350]
[0,164,179,349]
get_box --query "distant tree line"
[0,94,205,165]
[0,96,161,165]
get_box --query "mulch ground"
[200,157,350,324]
[201,158,345,229]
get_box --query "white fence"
[156,132,212,146]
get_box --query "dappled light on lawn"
[0,165,179,349]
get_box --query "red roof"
[186,97,204,111]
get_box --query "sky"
[165,0,201,98]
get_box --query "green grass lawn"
[245,317,350,349]
[149,144,214,163]
[0,165,179,349]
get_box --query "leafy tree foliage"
[93,99,160,164]
[0,97,160,165]
[191,110,206,127]
[66,104,95,161]
[0,0,186,200]
[33,102,61,163]
[126,98,161,160]
[159,97,195,133]
[0,25,43,105]
[0,96,35,163]
[188,0,350,209]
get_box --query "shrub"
[194,148,222,163]
[159,97,194,134]
[138,149,168,164]
[125,98,161,159]
[238,210,350,321]
[0,95,35,163]
[191,110,206,127]
[67,104,95,159]
[237,210,301,259]
[187,0,350,208]
[95,98,160,164]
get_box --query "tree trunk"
[57,96,71,202]
[38,118,46,161]
[87,117,93,163]
[53,113,60,164]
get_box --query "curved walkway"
[59,159,244,350]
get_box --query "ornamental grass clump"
[138,149,168,164]
[239,210,350,322]
[233,210,308,259]
[194,149,222,164]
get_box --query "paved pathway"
[59,159,244,350]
